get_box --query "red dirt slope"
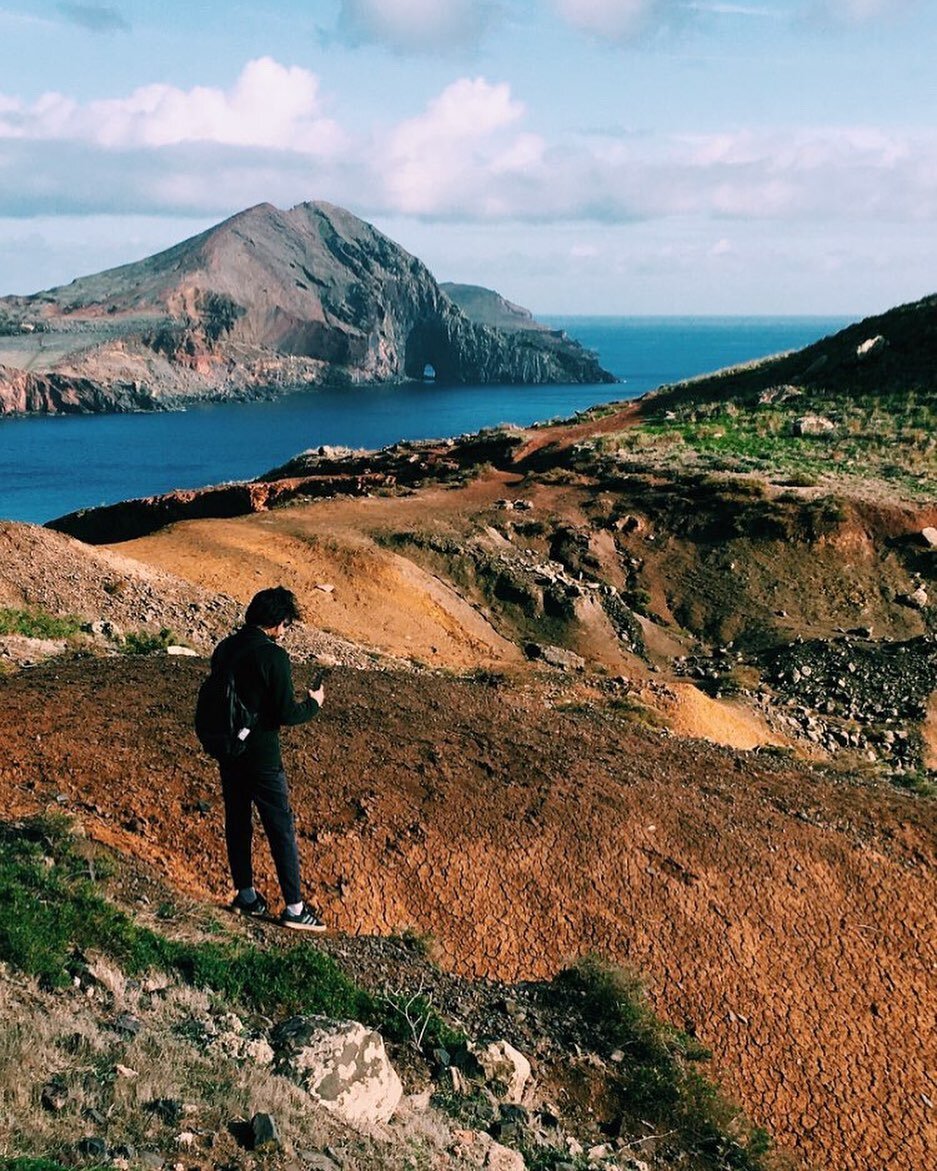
[2,657,934,1170]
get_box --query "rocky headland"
[0,202,613,416]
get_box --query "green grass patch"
[891,769,937,798]
[0,608,83,640]
[614,392,937,498]
[120,628,176,655]
[554,956,773,1171]
[0,815,473,1062]
[0,1161,100,1171]
[0,816,367,1021]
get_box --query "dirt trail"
[111,479,525,670]
[511,401,641,463]
[2,657,934,1171]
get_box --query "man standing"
[211,586,326,931]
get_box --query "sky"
[0,0,935,315]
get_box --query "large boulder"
[271,1016,402,1127]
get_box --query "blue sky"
[0,0,934,314]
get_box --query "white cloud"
[0,58,345,155]
[805,0,917,24]
[555,0,683,40]
[0,8,56,29]
[337,0,491,53]
[381,77,543,214]
[2,61,937,234]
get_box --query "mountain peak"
[0,201,613,415]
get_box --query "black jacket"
[212,625,319,770]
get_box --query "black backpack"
[194,641,259,761]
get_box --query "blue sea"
[0,316,851,525]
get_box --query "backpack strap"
[213,634,260,677]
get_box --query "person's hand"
[308,685,325,707]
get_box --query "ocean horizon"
[0,315,852,525]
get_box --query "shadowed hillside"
[643,292,937,412]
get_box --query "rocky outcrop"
[0,364,159,414]
[47,473,398,544]
[47,429,528,543]
[0,203,613,416]
[271,1016,403,1126]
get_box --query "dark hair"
[245,586,302,629]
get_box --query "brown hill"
[440,282,551,332]
[0,202,613,415]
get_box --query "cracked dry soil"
[2,657,934,1171]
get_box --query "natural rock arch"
[404,320,461,383]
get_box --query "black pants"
[219,761,302,906]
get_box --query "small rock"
[468,1040,531,1104]
[88,619,121,639]
[145,1098,183,1124]
[76,1137,108,1158]
[790,414,835,437]
[856,334,886,360]
[251,1112,280,1152]
[41,1079,68,1112]
[242,1036,275,1065]
[112,1012,143,1036]
[315,583,336,593]
[485,1138,526,1170]
[297,1155,340,1170]
[166,645,198,656]
[524,643,586,671]
[922,527,937,547]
